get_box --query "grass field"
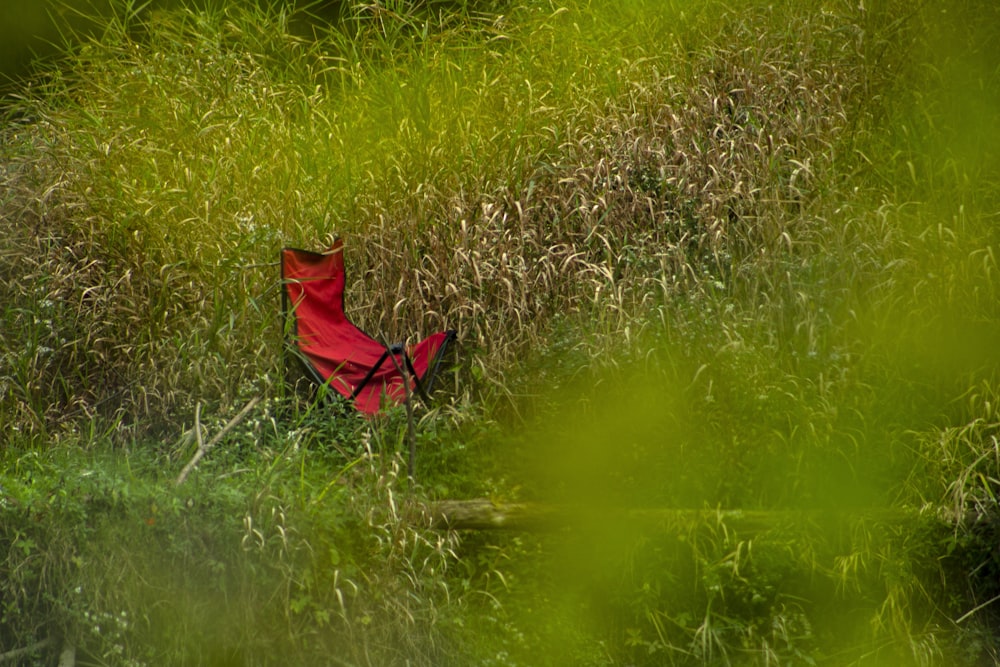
[2,0,999,664]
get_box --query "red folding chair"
[281,239,456,415]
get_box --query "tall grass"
[0,0,875,435]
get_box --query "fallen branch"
[427,501,815,531]
[428,500,565,530]
[426,500,972,532]
[176,397,260,486]
[58,641,75,667]
[0,638,52,663]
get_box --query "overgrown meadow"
[2,0,999,664]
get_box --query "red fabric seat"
[281,239,455,415]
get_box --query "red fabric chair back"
[281,239,454,414]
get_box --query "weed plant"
[2,0,999,664]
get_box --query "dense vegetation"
[2,0,999,664]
